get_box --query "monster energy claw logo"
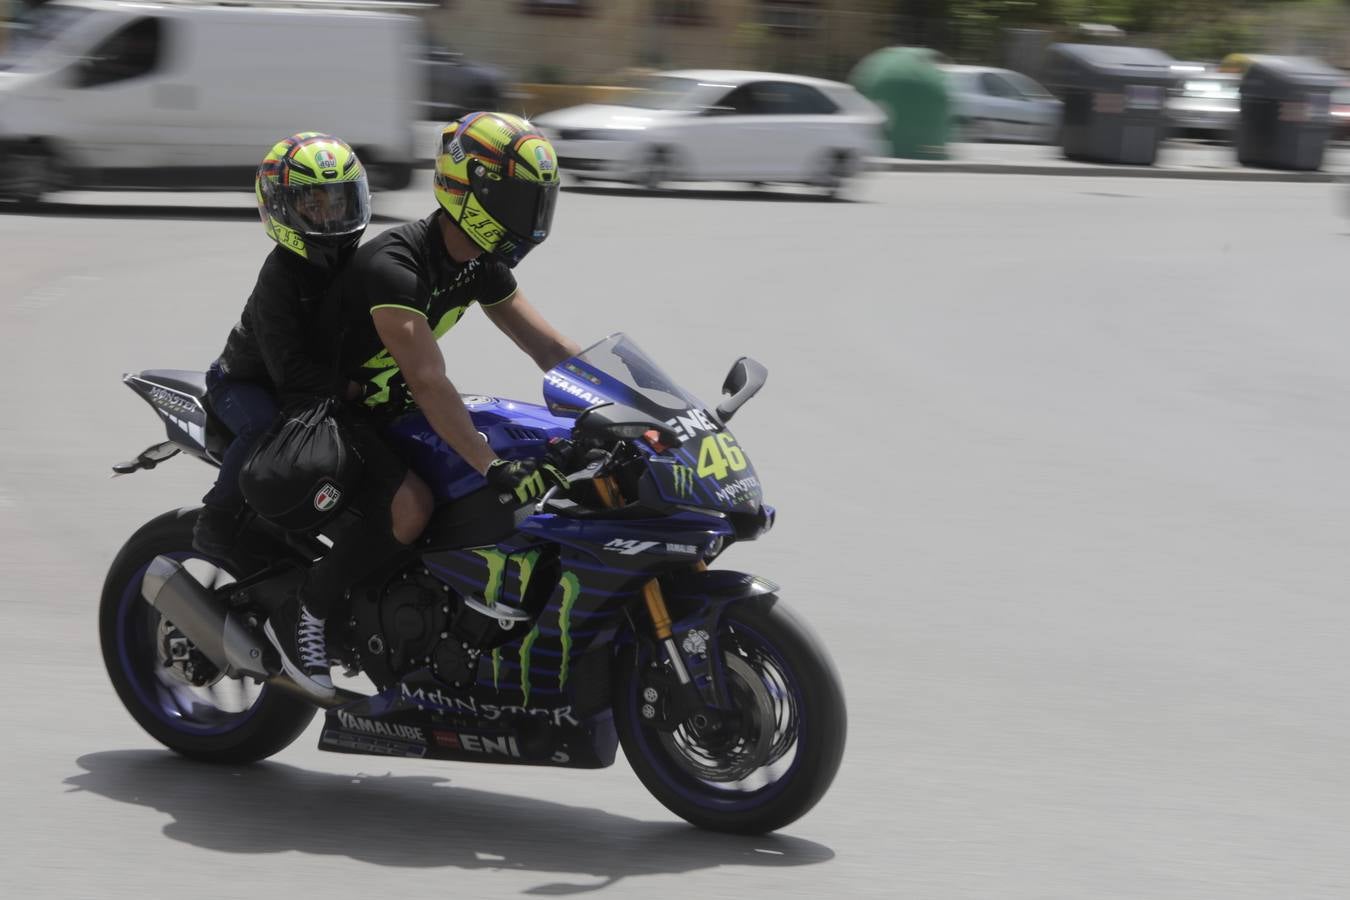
[515,470,546,503]
[671,464,695,498]
[471,549,580,706]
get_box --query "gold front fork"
[594,470,698,682]
[643,576,692,685]
[643,579,673,640]
[593,474,621,510]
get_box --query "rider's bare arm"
[483,290,581,372]
[371,306,498,475]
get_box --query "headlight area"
[727,505,775,542]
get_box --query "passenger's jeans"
[202,360,278,510]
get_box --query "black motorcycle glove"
[486,458,570,504]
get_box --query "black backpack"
[240,398,361,531]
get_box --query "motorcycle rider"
[264,112,578,700]
[193,133,371,557]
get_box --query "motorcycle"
[100,333,846,834]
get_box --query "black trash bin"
[1236,55,1340,171]
[1044,44,1175,165]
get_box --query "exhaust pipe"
[141,555,272,681]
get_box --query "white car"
[941,65,1062,143]
[533,70,886,194]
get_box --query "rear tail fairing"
[122,370,228,465]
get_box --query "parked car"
[1165,67,1240,138]
[532,70,887,194]
[940,65,1061,143]
[0,0,419,205]
[418,38,507,123]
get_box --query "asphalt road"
[3,172,1350,898]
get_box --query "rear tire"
[614,594,847,834]
[5,142,56,207]
[99,508,316,764]
[818,150,857,201]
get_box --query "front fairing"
[544,334,764,515]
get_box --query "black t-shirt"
[332,211,517,411]
[216,246,345,408]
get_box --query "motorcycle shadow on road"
[67,751,833,891]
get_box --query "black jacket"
[216,247,346,409]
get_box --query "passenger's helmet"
[434,112,560,267]
[256,133,371,270]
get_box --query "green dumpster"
[850,47,949,160]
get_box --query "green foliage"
[896,0,1305,63]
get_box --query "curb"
[407,141,1339,182]
[866,158,1341,183]
[412,153,1341,183]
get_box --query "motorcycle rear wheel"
[99,508,315,763]
[614,594,846,834]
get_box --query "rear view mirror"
[715,357,768,424]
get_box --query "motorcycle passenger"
[263,112,578,701]
[192,133,371,558]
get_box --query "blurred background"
[6,3,1350,899]
[5,0,1350,202]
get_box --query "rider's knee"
[390,472,433,545]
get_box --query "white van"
[0,0,422,203]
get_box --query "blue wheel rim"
[628,620,805,812]
[116,551,266,736]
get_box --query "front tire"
[99,508,316,763]
[614,594,846,834]
[356,147,412,192]
[638,146,672,191]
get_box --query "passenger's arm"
[371,307,498,475]
[253,288,347,404]
[482,290,581,372]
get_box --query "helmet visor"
[284,181,371,235]
[470,169,559,246]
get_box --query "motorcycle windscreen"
[543,333,764,513]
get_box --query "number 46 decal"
[696,433,747,480]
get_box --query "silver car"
[534,70,886,194]
[942,65,1062,143]
[1165,68,1240,137]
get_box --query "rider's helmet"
[256,132,371,270]
[434,112,560,267]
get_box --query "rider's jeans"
[202,360,278,510]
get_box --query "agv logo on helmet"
[255,132,372,270]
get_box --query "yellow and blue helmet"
[434,112,560,267]
[256,132,371,270]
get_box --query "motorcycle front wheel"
[614,593,847,834]
[99,508,315,763]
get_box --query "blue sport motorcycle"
[99,333,846,834]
